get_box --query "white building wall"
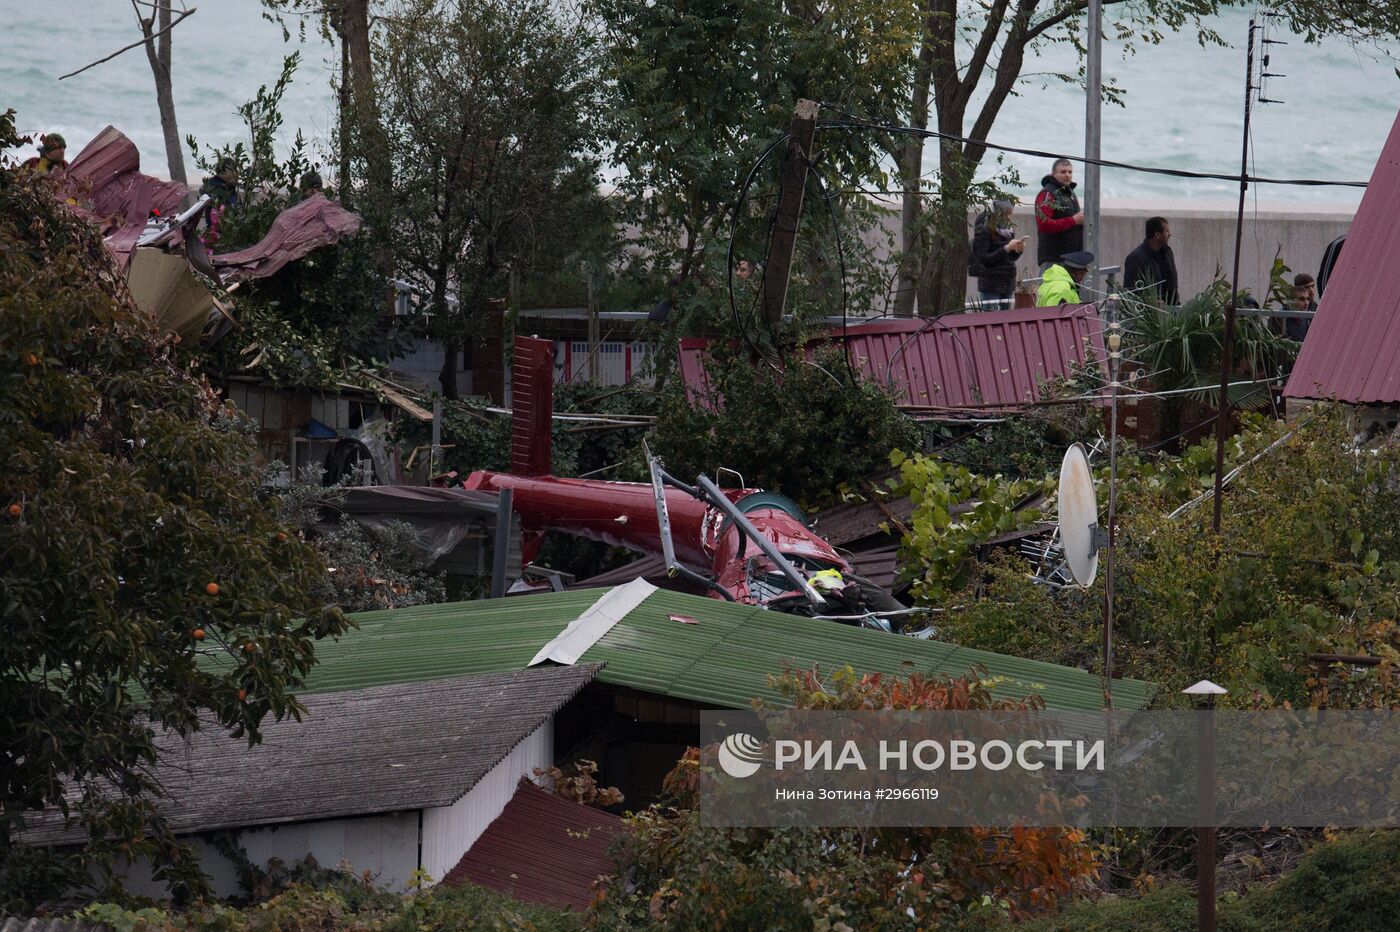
[107,811,422,899]
[419,721,552,883]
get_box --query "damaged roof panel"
[679,305,1106,412]
[212,193,361,281]
[302,587,1151,711]
[442,780,625,910]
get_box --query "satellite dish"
[1058,443,1100,587]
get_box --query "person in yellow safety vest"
[1036,250,1095,306]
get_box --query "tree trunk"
[140,1,187,186]
[917,141,973,315]
[339,0,390,198]
[338,27,352,198]
[894,8,936,319]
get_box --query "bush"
[653,345,922,507]
[0,109,348,908]
[588,667,1099,930]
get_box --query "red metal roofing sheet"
[679,305,1106,412]
[442,779,624,911]
[64,126,191,269]
[212,194,361,281]
[1284,111,1393,403]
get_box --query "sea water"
[2,1,1391,207]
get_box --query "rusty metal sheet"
[442,780,624,910]
[1285,111,1395,404]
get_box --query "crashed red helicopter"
[461,337,909,630]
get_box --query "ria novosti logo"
[717,733,765,778]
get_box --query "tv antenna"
[1058,442,1115,703]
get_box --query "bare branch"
[58,6,197,80]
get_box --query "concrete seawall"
[869,198,1353,307]
[1012,198,1351,300]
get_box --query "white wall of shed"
[103,811,422,898]
[419,720,553,883]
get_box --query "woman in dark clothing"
[971,199,1026,307]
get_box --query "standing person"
[1034,158,1084,271]
[22,133,68,173]
[1122,216,1179,304]
[1293,273,1318,311]
[1036,251,1094,306]
[1285,274,1317,342]
[201,158,241,209]
[970,199,1026,307]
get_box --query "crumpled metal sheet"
[212,193,361,281]
[64,125,191,269]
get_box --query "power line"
[814,111,1368,189]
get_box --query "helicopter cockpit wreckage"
[464,337,911,631]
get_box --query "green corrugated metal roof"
[305,588,1151,711]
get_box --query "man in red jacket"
[1034,158,1084,271]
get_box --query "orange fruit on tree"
[192,628,205,640]
[243,642,256,653]
[22,352,39,367]
[7,503,20,518]
[276,532,288,543]
[237,689,247,701]
[205,582,220,596]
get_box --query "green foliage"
[70,877,580,930]
[373,0,610,394]
[1119,279,1296,408]
[188,54,406,389]
[590,667,1098,929]
[889,449,1046,602]
[276,473,448,613]
[589,0,913,326]
[187,53,314,252]
[921,408,1400,709]
[0,114,348,909]
[652,346,921,507]
[1005,830,1400,931]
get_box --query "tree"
[134,0,189,186]
[373,0,608,397]
[652,346,921,508]
[260,0,390,210]
[886,0,1400,315]
[0,112,350,908]
[57,2,195,185]
[187,55,406,389]
[592,0,917,327]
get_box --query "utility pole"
[1083,0,1103,295]
[762,99,819,328]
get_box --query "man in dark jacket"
[201,158,241,209]
[971,199,1026,307]
[1122,216,1179,304]
[1034,158,1083,270]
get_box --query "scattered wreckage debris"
[463,337,916,632]
[57,127,363,345]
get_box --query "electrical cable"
[727,132,792,362]
[813,108,1368,189]
[805,160,856,380]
